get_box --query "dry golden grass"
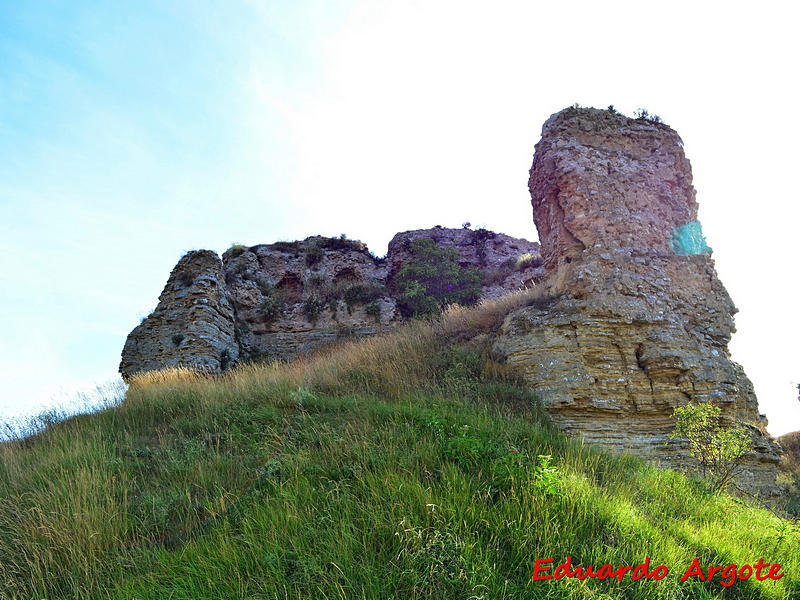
[127,285,543,403]
[0,287,546,598]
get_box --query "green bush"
[302,295,325,324]
[305,245,324,267]
[256,277,274,296]
[365,300,381,321]
[634,107,664,124]
[470,228,495,265]
[261,296,284,324]
[226,244,248,259]
[256,278,284,324]
[342,282,387,309]
[219,348,232,370]
[395,238,482,317]
[669,401,752,492]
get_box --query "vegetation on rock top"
[395,237,483,317]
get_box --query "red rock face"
[494,107,781,496]
[530,108,697,267]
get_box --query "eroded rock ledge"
[490,107,781,495]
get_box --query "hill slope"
[1,291,798,599]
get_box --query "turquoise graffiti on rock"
[670,221,711,256]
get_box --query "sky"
[0,1,798,435]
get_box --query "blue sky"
[1,1,798,434]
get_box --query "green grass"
[1,292,798,599]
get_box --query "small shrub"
[634,107,664,124]
[395,238,482,317]
[303,295,325,324]
[219,348,232,370]
[256,277,285,323]
[261,296,284,324]
[670,401,752,492]
[342,282,387,310]
[256,277,274,296]
[171,333,184,346]
[271,241,302,254]
[491,452,559,496]
[305,245,324,267]
[226,244,248,259]
[515,252,542,270]
[532,454,560,496]
[365,300,381,321]
[470,227,495,265]
[318,234,367,253]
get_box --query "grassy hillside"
[1,291,798,599]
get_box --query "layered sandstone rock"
[120,250,239,380]
[491,107,781,495]
[121,229,540,376]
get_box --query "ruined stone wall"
[120,229,541,378]
[491,107,781,495]
[223,237,398,363]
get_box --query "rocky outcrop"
[491,107,781,496]
[120,229,541,378]
[120,250,239,380]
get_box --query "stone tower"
[492,107,781,495]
